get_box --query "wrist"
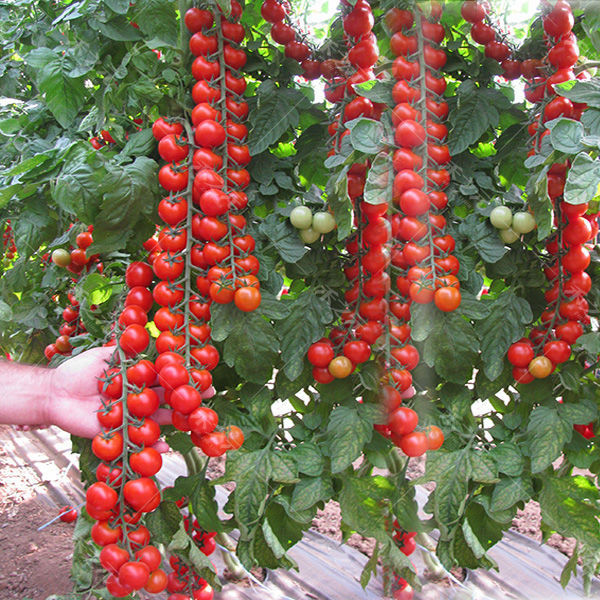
[41,367,60,427]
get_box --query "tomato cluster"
[507,1,599,384]
[44,290,85,360]
[184,2,261,314]
[260,0,321,79]
[88,271,166,596]
[45,226,100,361]
[306,0,385,384]
[375,384,444,457]
[1,219,16,261]
[388,5,460,314]
[164,516,215,598]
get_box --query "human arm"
[0,347,214,439]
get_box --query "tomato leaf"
[457,214,508,264]
[354,79,394,104]
[539,476,600,551]
[130,0,178,48]
[364,151,393,205]
[490,476,534,511]
[190,478,223,533]
[326,405,374,473]
[291,475,333,512]
[555,79,600,109]
[360,542,379,589]
[289,441,325,477]
[27,49,87,128]
[226,450,272,535]
[548,118,585,154]
[259,214,308,264]
[448,82,500,155]
[575,332,600,355]
[582,108,600,136]
[221,312,279,384]
[339,476,395,542]
[347,117,385,154]
[276,291,333,381]
[476,292,533,381]
[564,153,600,205]
[490,442,524,477]
[145,501,183,546]
[426,450,471,537]
[248,81,300,155]
[527,406,572,473]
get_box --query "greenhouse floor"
[1,425,599,600]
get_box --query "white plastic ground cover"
[8,426,600,600]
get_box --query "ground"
[0,426,577,600]
[0,434,74,599]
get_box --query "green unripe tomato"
[289,206,313,230]
[499,228,520,244]
[489,206,513,229]
[511,211,536,234]
[311,212,336,234]
[299,227,320,244]
[52,248,71,267]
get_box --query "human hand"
[46,347,215,443]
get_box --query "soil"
[0,431,75,600]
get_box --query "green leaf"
[89,15,144,41]
[289,442,325,477]
[226,450,272,534]
[131,0,178,47]
[555,79,600,109]
[549,118,584,154]
[102,0,130,13]
[145,501,183,546]
[469,449,499,484]
[476,292,533,381]
[29,51,87,128]
[0,299,12,321]
[427,450,471,536]
[539,476,600,549]
[448,83,500,155]
[582,109,600,136]
[360,544,379,588]
[559,400,598,427]
[291,475,333,512]
[564,153,600,205]
[248,82,300,155]
[422,312,479,384]
[222,312,279,384]
[560,547,579,589]
[354,79,394,104]
[265,502,306,550]
[527,406,572,473]
[259,214,308,264]
[490,442,524,477]
[348,118,385,154]
[275,291,333,380]
[339,476,394,541]
[326,405,373,473]
[364,151,393,205]
[190,477,223,533]
[490,476,534,511]
[81,273,114,305]
[119,129,156,158]
[576,332,600,355]
[457,214,508,263]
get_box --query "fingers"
[154,408,173,426]
[152,440,171,454]
[201,385,216,400]
[401,385,416,400]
